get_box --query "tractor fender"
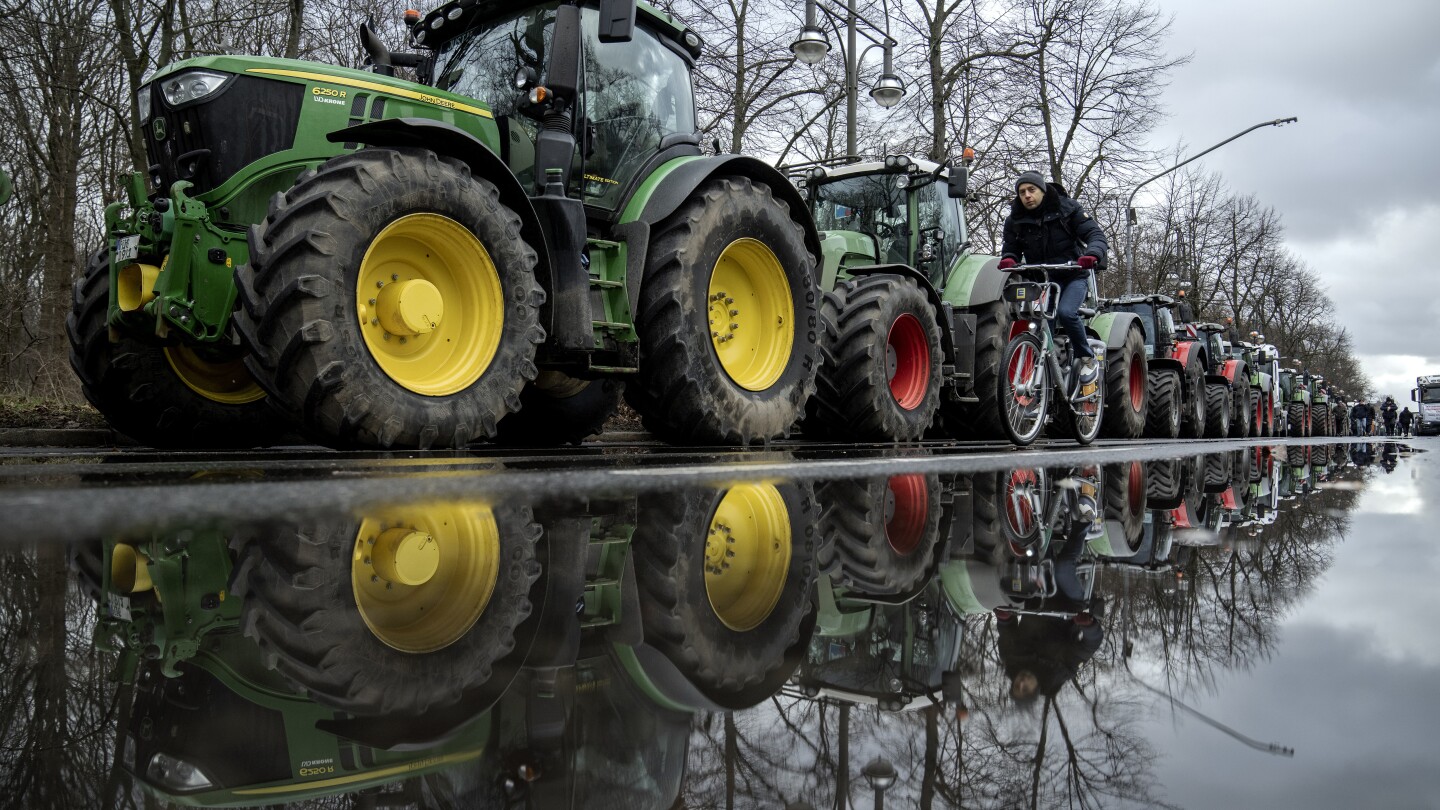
[1096,311,1143,349]
[845,264,958,364]
[1149,357,1183,374]
[1206,373,1231,387]
[325,117,552,299]
[1172,340,1200,371]
[614,155,821,320]
[944,252,1007,308]
[1219,358,1245,384]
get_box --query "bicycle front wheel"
[999,332,1048,446]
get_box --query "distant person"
[996,609,1103,705]
[998,170,1108,390]
[1350,402,1366,436]
[1174,288,1194,323]
[1399,407,1414,438]
[1363,401,1378,435]
[1381,397,1398,436]
[1381,443,1398,472]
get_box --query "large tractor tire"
[233,147,544,450]
[806,275,942,441]
[935,300,1011,440]
[626,176,819,445]
[1143,369,1182,439]
[1103,460,1147,555]
[798,287,846,440]
[818,474,941,598]
[1287,402,1309,437]
[1230,384,1253,438]
[1203,384,1231,438]
[1145,457,1184,510]
[233,502,542,717]
[1102,326,1147,438]
[1179,352,1207,439]
[1310,403,1331,437]
[494,374,623,446]
[67,249,285,448]
[632,482,817,703]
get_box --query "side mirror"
[597,0,636,42]
[1412,389,1419,402]
[948,164,969,199]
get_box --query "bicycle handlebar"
[1004,262,1084,272]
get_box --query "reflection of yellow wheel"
[351,505,500,653]
[707,238,794,391]
[704,483,792,631]
[355,213,503,396]
[164,345,266,405]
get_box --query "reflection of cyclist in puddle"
[995,482,1104,704]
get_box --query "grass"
[0,395,107,430]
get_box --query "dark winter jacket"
[1400,408,1414,427]
[1000,182,1109,269]
[1382,401,1398,422]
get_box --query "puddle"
[0,440,1429,808]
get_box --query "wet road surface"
[0,437,1432,808]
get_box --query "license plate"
[115,235,140,262]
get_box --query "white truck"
[1411,375,1440,435]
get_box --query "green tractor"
[792,153,1144,441]
[79,476,819,803]
[1099,293,1204,439]
[1276,365,1314,436]
[70,0,821,449]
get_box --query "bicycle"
[998,262,1106,445]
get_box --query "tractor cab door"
[578,12,697,210]
[913,176,965,285]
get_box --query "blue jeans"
[1052,272,1094,360]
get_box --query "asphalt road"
[0,434,1380,543]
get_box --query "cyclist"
[997,170,1108,390]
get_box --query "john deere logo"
[152,118,166,140]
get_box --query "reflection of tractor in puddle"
[77,480,820,806]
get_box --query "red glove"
[998,257,1017,270]
[1076,255,1097,270]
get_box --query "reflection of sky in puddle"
[1148,444,1440,809]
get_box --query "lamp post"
[791,0,906,160]
[861,757,897,810]
[1123,116,1298,294]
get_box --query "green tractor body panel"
[941,250,1003,309]
[936,559,987,616]
[113,55,506,344]
[817,230,879,290]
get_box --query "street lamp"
[861,757,897,810]
[791,0,906,159]
[1123,116,1298,294]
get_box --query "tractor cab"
[799,154,969,290]
[424,0,703,210]
[1102,293,1178,360]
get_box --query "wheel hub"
[704,484,791,632]
[372,527,440,586]
[707,238,794,391]
[376,278,444,337]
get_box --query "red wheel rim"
[1128,357,1145,410]
[885,474,928,555]
[1004,468,1038,540]
[1007,340,1039,407]
[1127,460,1145,513]
[887,313,930,410]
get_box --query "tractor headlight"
[136,85,151,123]
[147,752,215,792]
[159,70,230,106]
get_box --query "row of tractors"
[72,445,1343,805]
[69,0,1331,452]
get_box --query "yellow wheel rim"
[164,345,266,405]
[707,238,794,391]
[351,504,500,653]
[356,213,503,396]
[704,483,792,631]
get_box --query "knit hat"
[1015,170,1046,195]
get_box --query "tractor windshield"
[434,3,559,191]
[812,174,909,264]
[579,11,696,209]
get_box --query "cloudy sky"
[1141,0,1440,400]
